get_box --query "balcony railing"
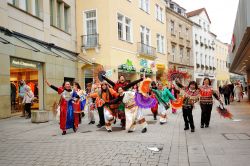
[81,33,99,49]
[137,42,156,58]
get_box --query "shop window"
[10,58,41,114]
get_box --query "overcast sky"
[173,0,239,44]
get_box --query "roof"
[186,8,211,23]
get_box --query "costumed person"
[89,81,119,132]
[108,78,156,133]
[85,83,96,125]
[105,77,144,130]
[45,80,79,135]
[152,82,176,125]
[73,82,86,126]
[149,81,158,120]
[22,86,34,119]
[169,84,179,114]
[199,77,223,128]
[101,75,128,92]
[175,80,200,132]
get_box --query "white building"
[187,8,217,87]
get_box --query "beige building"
[0,0,89,118]
[215,39,230,87]
[165,0,194,82]
[76,0,169,88]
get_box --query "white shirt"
[22,91,34,104]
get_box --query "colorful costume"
[90,87,119,131]
[175,81,200,131]
[152,88,175,124]
[73,89,86,128]
[199,85,220,127]
[50,85,78,132]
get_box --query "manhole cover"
[222,133,250,140]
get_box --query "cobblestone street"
[0,99,250,166]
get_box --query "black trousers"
[97,106,105,126]
[200,104,213,126]
[182,106,194,129]
[224,94,230,105]
[24,103,31,117]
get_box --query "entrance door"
[10,58,42,114]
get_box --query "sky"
[173,0,239,44]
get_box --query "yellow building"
[165,0,194,82]
[76,0,168,87]
[215,39,230,87]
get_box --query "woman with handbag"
[45,80,79,135]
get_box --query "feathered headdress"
[138,78,152,96]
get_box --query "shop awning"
[0,27,92,64]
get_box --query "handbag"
[55,97,62,121]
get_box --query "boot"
[141,128,147,133]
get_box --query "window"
[177,8,182,15]
[140,26,150,45]
[155,4,163,22]
[140,0,149,13]
[170,20,175,35]
[64,5,70,32]
[156,34,164,54]
[186,28,189,39]
[85,10,97,35]
[203,22,206,31]
[199,19,201,25]
[19,0,28,11]
[179,24,182,38]
[179,47,183,63]
[9,0,40,17]
[117,13,132,42]
[50,0,70,32]
[187,49,190,65]
[195,34,197,40]
[200,54,203,64]
[172,45,176,61]
[31,0,39,17]
[57,1,62,29]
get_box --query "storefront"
[10,58,42,113]
[118,59,137,82]
[0,27,80,118]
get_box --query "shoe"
[73,127,77,132]
[128,130,134,133]
[191,128,195,132]
[205,125,209,128]
[91,121,95,124]
[200,125,204,128]
[62,131,66,135]
[121,126,125,130]
[184,127,189,130]
[141,128,147,133]
[154,117,157,120]
[88,121,92,125]
[160,122,165,125]
[107,130,112,133]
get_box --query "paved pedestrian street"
[0,99,250,166]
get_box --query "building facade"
[215,39,230,87]
[229,0,250,100]
[76,0,169,88]
[187,8,217,87]
[165,0,194,83]
[0,0,86,118]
